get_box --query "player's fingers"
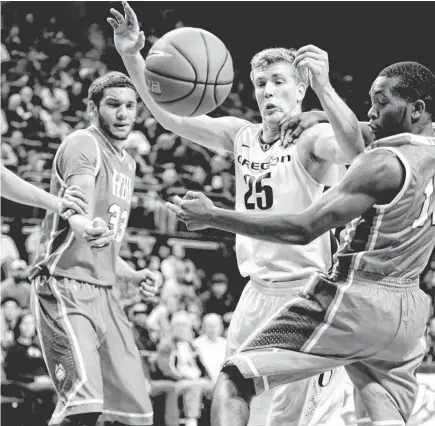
[65,186,86,198]
[294,52,322,69]
[139,288,155,299]
[136,31,146,50]
[107,17,118,30]
[84,226,109,237]
[63,200,87,216]
[110,8,125,24]
[185,191,200,200]
[166,202,183,217]
[122,0,139,26]
[173,195,184,206]
[90,235,114,249]
[297,44,324,55]
[290,124,306,141]
[60,208,75,220]
[92,217,107,227]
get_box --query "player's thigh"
[265,368,347,426]
[99,289,153,420]
[33,276,103,403]
[345,345,425,425]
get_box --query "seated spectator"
[39,78,70,112]
[129,302,159,353]
[156,311,213,426]
[1,231,20,281]
[5,94,27,131]
[194,313,227,383]
[1,109,8,135]
[4,312,55,426]
[201,273,235,324]
[1,259,31,309]
[160,260,198,302]
[8,130,28,167]
[1,141,18,169]
[147,295,180,342]
[1,297,21,349]
[40,109,72,141]
[149,133,179,173]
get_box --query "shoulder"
[345,148,404,194]
[296,123,335,161]
[217,116,252,141]
[60,128,98,152]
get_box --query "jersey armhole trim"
[372,147,411,209]
[233,123,255,153]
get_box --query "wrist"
[314,81,334,98]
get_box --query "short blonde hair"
[250,47,308,85]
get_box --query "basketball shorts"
[226,271,431,426]
[32,275,153,426]
[227,278,347,426]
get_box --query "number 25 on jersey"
[413,177,435,228]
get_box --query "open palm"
[107,1,145,56]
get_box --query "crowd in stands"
[1,5,435,426]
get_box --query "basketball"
[144,27,234,117]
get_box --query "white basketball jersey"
[234,123,344,284]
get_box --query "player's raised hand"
[83,217,115,250]
[133,269,158,300]
[280,111,329,148]
[294,45,330,94]
[107,0,145,56]
[58,185,88,220]
[166,192,215,231]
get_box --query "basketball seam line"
[214,48,230,104]
[191,31,210,116]
[145,68,232,86]
[168,41,198,83]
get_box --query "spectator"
[1,109,9,135]
[160,259,197,302]
[201,273,235,323]
[1,140,18,169]
[156,311,213,426]
[147,295,180,342]
[5,94,27,130]
[1,259,31,309]
[4,312,55,426]
[129,302,158,352]
[40,109,72,141]
[150,132,179,173]
[194,313,227,383]
[8,129,28,167]
[1,298,21,349]
[1,231,20,281]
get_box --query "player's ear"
[87,100,98,119]
[411,99,426,122]
[296,82,307,105]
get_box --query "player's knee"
[215,365,255,403]
[60,413,100,426]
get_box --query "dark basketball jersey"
[336,133,435,279]
[30,125,136,286]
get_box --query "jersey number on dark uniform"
[244,172,273,210]
[413,177,435,228]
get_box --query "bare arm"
[173,149,403,244]
[291,45,364,164]
[312,83,365,164]
[109,2,247,154]
[1,164,87,216]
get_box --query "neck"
[412,122,435,137]
[261,106,302,143]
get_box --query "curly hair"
[88,71,137,107]
[379,61,435,116]
[250,47,308,86]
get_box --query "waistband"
[250,276,308,296]
[330,269,420,291]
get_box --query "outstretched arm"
[169,149,403,244]
[108,1,247,154]
[1,164,87,218]
[291,45,365,164]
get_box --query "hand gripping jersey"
[30,125,136,286]
[336,133,435,278]
[234,123,345,284]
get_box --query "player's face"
[97,87,137,141]
[252,61,305,126]
[368,76,411,139]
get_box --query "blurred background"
[1,2,435,425]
